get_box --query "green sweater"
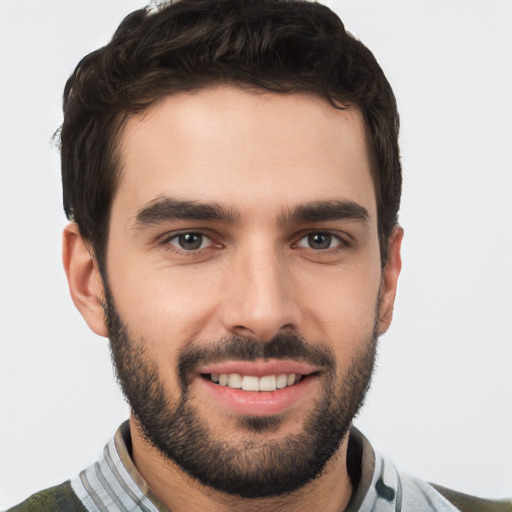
[7,480,512,511]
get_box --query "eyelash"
[293,231,348,252]
[159,230,350,255]
[160,231,218,255]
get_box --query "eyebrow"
[279,200,369,225]
[133,197,238,228]
[133,196,369,229]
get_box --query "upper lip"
[196,359,320,377]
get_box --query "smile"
[207,373,303,391]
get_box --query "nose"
[220,242,301,342]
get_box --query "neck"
[129,415,354,512]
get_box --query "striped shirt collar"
[71,422,170,512]
[69,421,458,511]
[70,421,376,512]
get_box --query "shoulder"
[430,483,512,512]
[5,480,87,512]
[396,473,512,512]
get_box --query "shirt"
[8,422,512,511]
[70,422,458,511]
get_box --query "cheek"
[108,265,225,398]
[109,260,224,350]
[296,262,381,348]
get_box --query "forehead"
[114,86,376,223]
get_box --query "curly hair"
[60,0,401,266]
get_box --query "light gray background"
[1,0,511,508]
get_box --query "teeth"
[228,373,242,388]
[259,375,276,391]
[276,374,288,389]
[210,372,302,391]
[242,375,259,391]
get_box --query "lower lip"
[198,375,317,416]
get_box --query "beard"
[102,280,379,499]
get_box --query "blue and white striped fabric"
[71,423,168,512]
[70,422,461,511]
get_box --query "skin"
[63,85,403,512]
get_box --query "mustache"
[177,332,335,384]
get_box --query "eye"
[296,232,342,250]
[168,232,211,251]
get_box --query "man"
[6,0,511,510]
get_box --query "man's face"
[99,86,399,497]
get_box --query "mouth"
[203,372,304,391]
[196,361,320,416]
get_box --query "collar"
[71,421,392,512]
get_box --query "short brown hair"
[60,0,401,266]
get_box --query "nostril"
[233,325,255,336]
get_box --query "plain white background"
[1,0,511,508]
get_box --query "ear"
[62,223,108,337]
[377,225,403,335]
